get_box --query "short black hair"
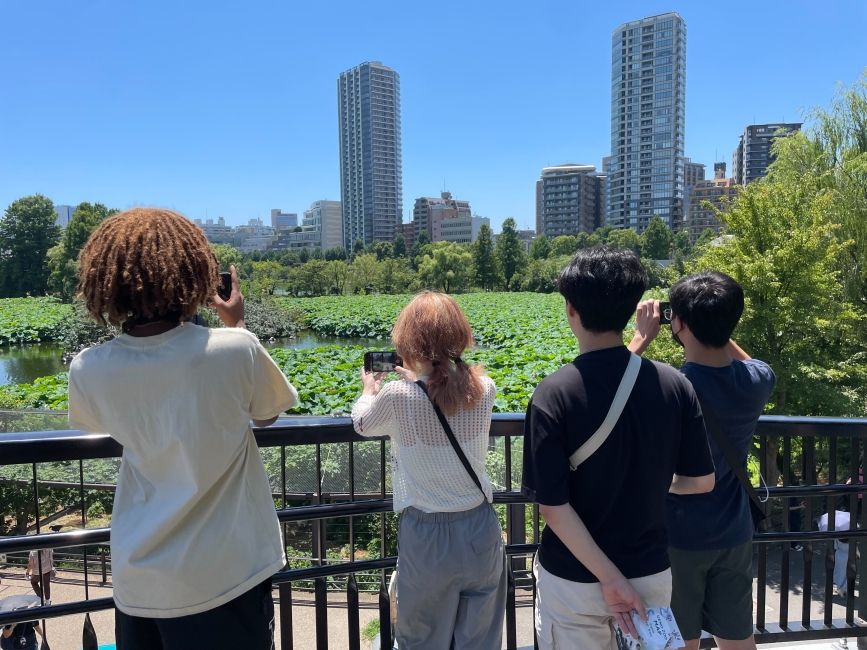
[557,246,648,333]
[669,271,744,347]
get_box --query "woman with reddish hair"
[352,291,505,649]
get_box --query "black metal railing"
[2,415,867,649]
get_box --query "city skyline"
[1,2,864,232]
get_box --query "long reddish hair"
[392,291,485,415]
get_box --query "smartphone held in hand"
[364,351,402,373]
[217,272,233,301]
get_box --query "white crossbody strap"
[569,352,642,471]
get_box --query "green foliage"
[47,202,118,300]
[550,235,578,257]
[418,242,474,293]
[517,256,570,292]
[496,218,525,290]
[239,298,302,340]
[0,297,74,345]
[529,234,551,260]
[606,228,642,255]
[0,195,61,297]
[640,216,674,260]
[692,166,864,415]
[473,223,500,291]
[211,243,243,269]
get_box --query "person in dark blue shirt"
[629,271,775,650]
[1,621,42,650]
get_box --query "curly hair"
[77,208,218,327]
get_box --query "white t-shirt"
[351,376,496,513]
[68,324,297,618]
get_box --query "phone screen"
[218,272,232,301]
[364,351,402,373]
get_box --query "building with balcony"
[607,12,686,232]
[686,162,739,241]
[338,61,403,248]
[192,217,235,244]
[537,164,605,238]
[273,200,343,252]
[732,122,802,185]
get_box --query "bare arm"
[727,339,751,361]
[253,416,278,428]
[669,472,715,495]
[2,626,14,638]
[539,503,646,637]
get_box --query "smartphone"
[659,301,672,325]
[364,351,402,373]
[217,272,233,301]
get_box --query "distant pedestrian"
[25,549,54,604]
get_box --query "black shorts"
[115,579,274,650]
[669,542,754,641]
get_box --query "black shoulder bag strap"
[415,380,489,502]
[699,398,768,528]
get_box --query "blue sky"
[1,1,865,232]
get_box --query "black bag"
[700,399,768,530]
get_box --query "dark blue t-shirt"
[667,358,775,550]
[1,622,37,650]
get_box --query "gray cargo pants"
[395,501,507,649]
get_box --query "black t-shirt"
[1,622,36,650]
[521,346,714,582]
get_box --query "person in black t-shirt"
[522,247,715,649]
[1,620,42,650]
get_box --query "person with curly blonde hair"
[69,208,297,650]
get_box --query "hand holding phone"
[659,301,673,325]
[217,272,233,301]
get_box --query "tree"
[769,72,867,310]
[496,218,526,291]
[0,195,61,297]
[418,242,474,293]
[410,231,430,270]
[550,235,578,257]
[473,224,500,291]
[324,247,347,261]
[393,233,407,258]
[692,173,863,416]
[246,260,285,297]
[211,243,243,269]
[378,258,416,293]
[694,228,717,249]
[350,253,380,294]
[370,241,393,261]
[671,230,692,257]
[324,260,349,294]
[48,201,118,300]
[641,216,673,260]
[606,228,642,255]
[516,256,570,292]
[352,239,365,259]
[529,234,551,260]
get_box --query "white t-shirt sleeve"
[68,356,103,433]
[352,383,398,438]
[248,340,298,420]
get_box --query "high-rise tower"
[607,13,686,231]
[338,61,403,248]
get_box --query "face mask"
[671,321,685,348]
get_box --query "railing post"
[507,503,526,573]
